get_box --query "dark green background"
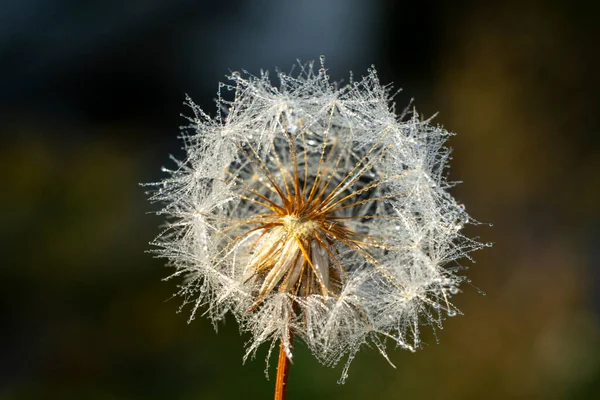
[1,1,599,399]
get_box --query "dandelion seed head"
[146,58,486,382]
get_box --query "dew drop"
[447,310,457,317]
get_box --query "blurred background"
[1,0,599,399]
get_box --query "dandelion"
[147,57,485,399]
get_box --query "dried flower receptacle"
[227,125,396,308]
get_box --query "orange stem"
[274,338,292,400]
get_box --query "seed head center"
[281,214,318,240]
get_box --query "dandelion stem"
[274,337,292,400]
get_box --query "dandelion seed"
[145,58,486,398]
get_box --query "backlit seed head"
[146,59,486,382]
